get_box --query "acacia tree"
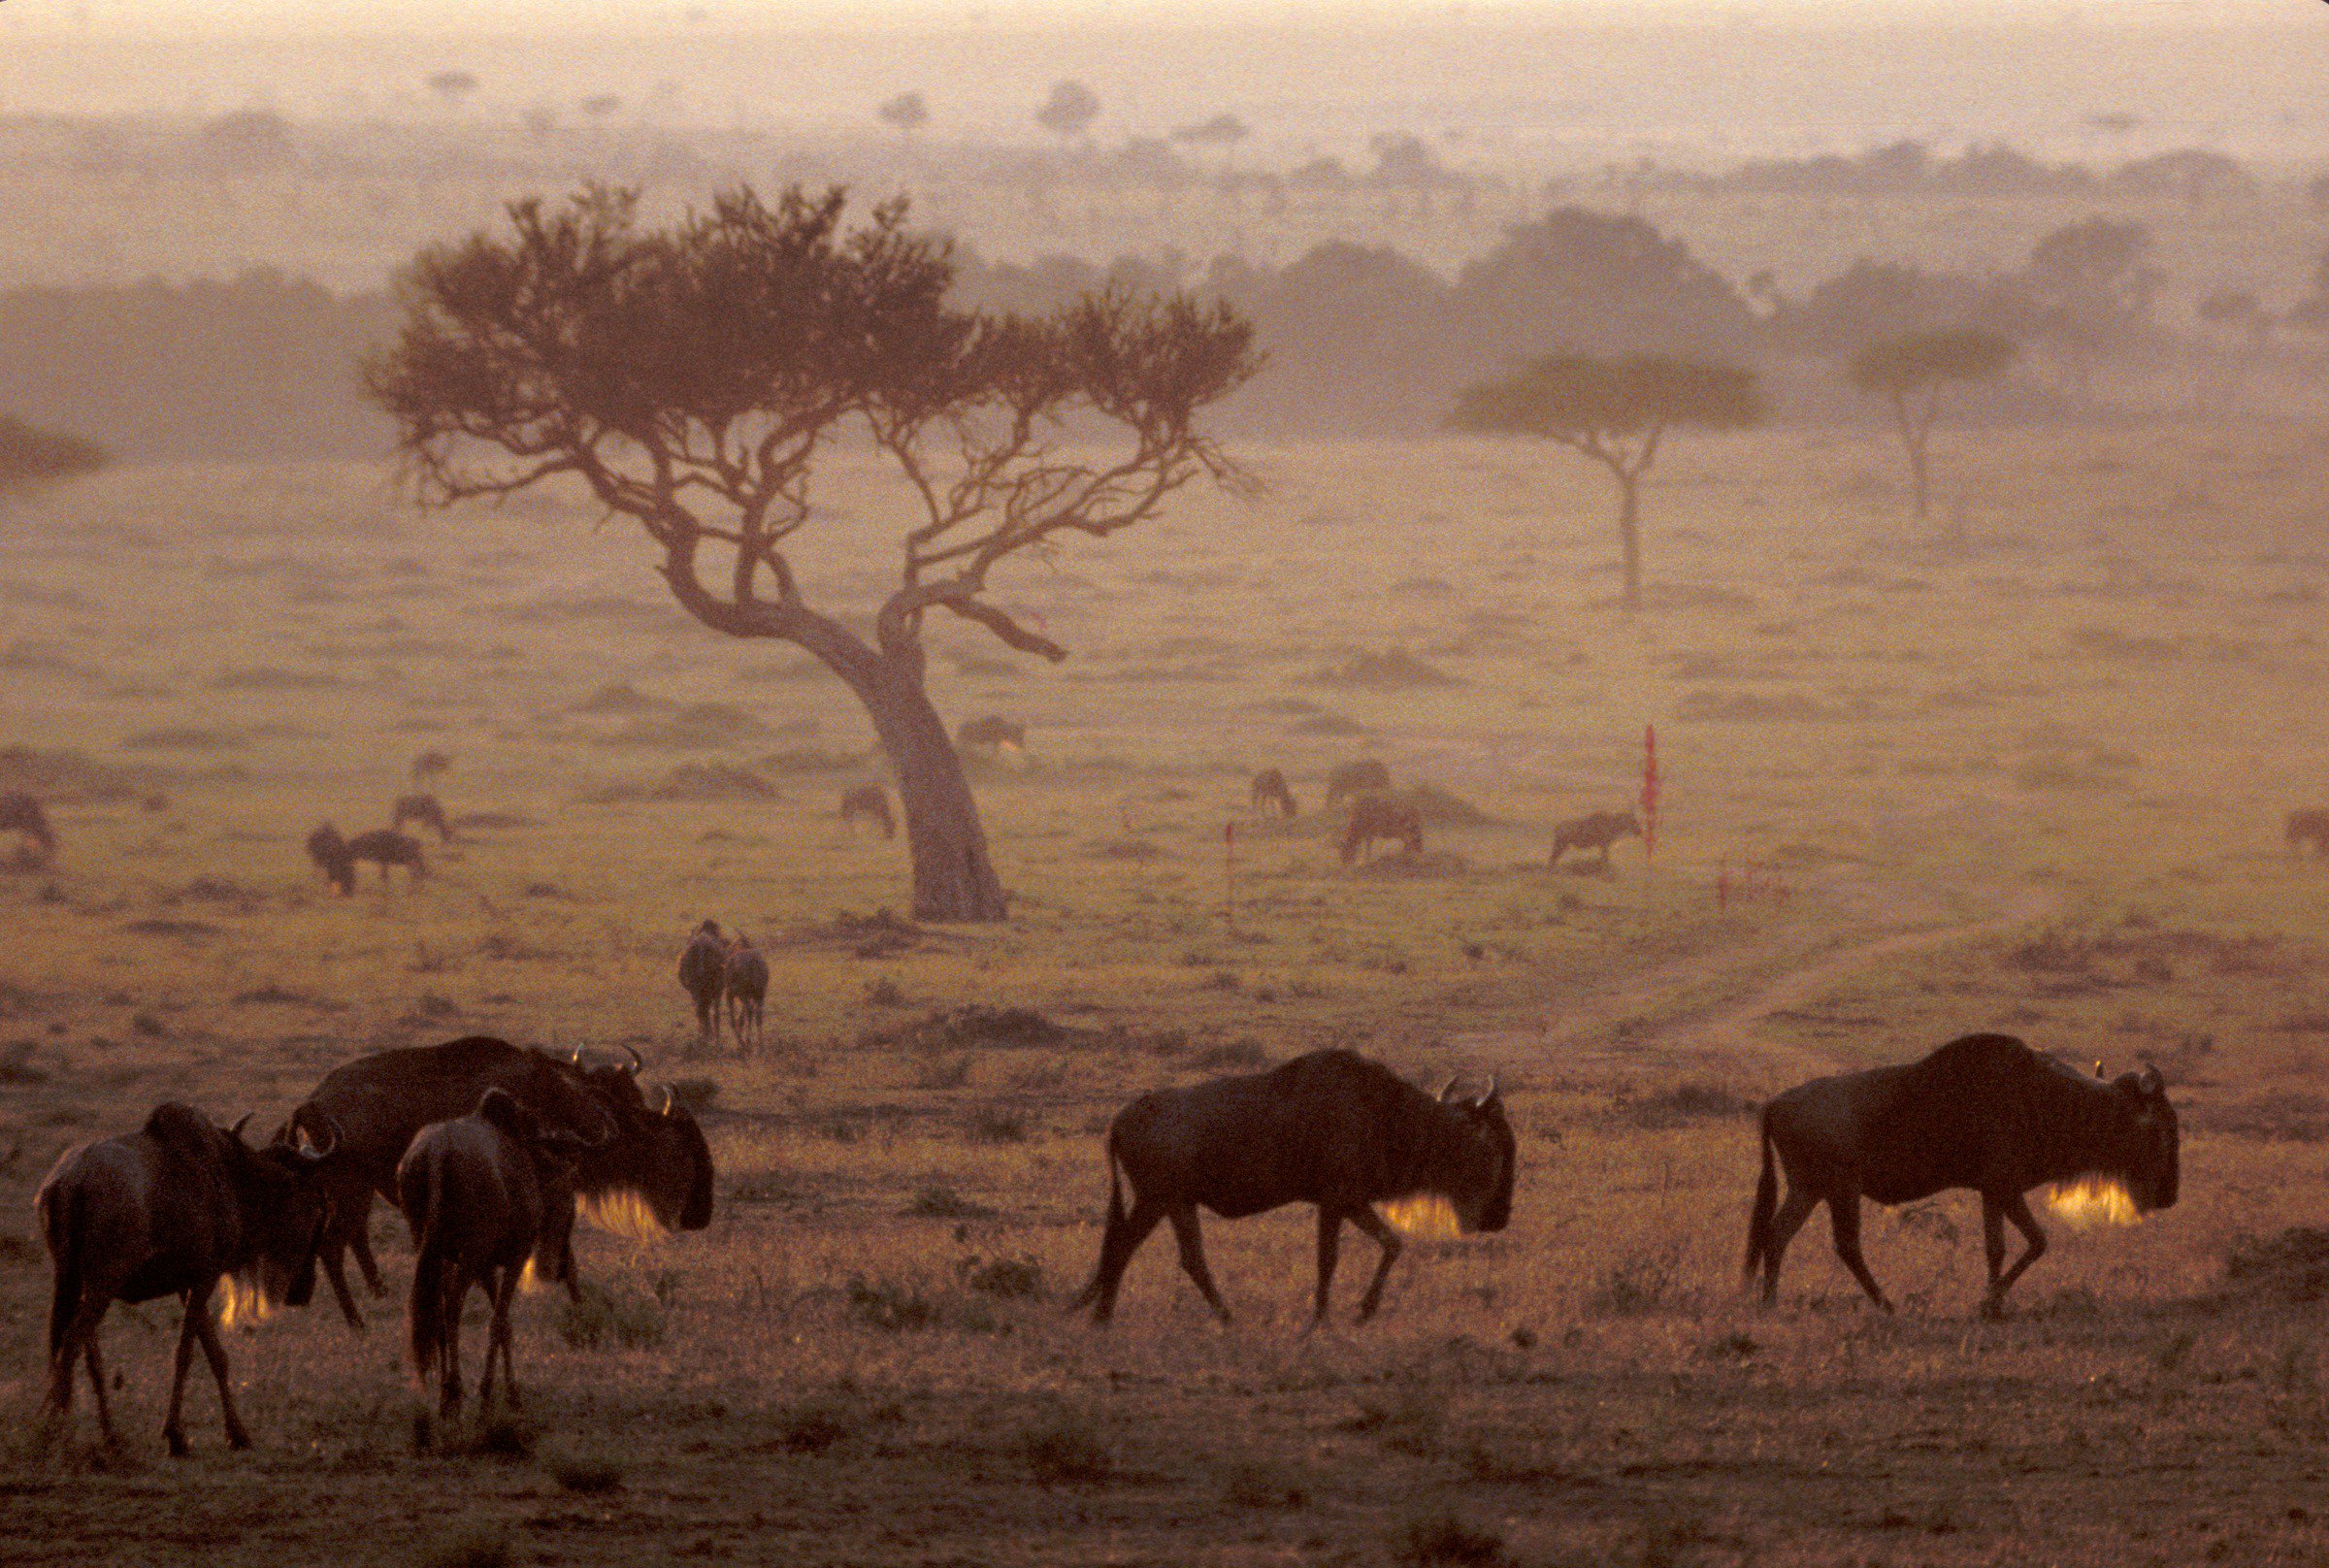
[366,186,1258,921]
[1448,354,1762,613]
[0,416,107,498]
[1848,327,2016,524]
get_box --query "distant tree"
[1848,328,2017,526]
[2001,217,2160,398]
[364,186,1258,923]
[877,91,929,135]
[426,70,478,107]
[580,94,622,119]
[1449,354,1764,612]
[0,416,107,498]
[1771,257,1991,358]
[2194,287,2275,408]
[1035,81,1100,142]
[195,109,296,175]
[2288,249,2329,340]
[1171,113,1248,150]
[1452,208,1756,363]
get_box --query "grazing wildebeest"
[724,935,769,1051]
[2,789,56,865]
[1551,809,1642,868]
[2287,808,2329,858]
[1340,795,1424,865]
[1746,1033,2179,1317]
[280,1036,712,1329]
[37,1103,335,1454]
[306,824,426,894]
[1250,768,1298,818]
[399,1089,595,1417]
[1325,759,1393,806]
[392,792,454,842]
[1074,1049,1515,1325]
[956,715,1027,752]
[410,748,453,782]
[840,783,896,839]
[678,919,728,1042]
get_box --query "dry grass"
[2,423,2329,1563]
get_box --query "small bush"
[864,976,905,1007]
[906,1186,993,1220]
[915,1053,972,1090]
[1018,1409,1112,1484]
[559,1281,668,1350]
[1393,1507,1505,1567]
[960,1255,1044,1300]
[1617,1083,1756,1127]
[846,1276,939,1331]
[1345,1384,1446,1456]
[545,1451,622,1493]
[1586,1244,1691,1317]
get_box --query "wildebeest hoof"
[166,1429,189,1458]
[227,1427,253,1452]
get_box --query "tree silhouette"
[1848,327,2016,524]
[365,186,1258,922]
[2003,217,2158,399]
[0,416,107,497]
[1449,354,1762,613]
[1035,81,1100,142]
[877,92,930,135]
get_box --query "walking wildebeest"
[678,919,728,1042]
[1745,1033,2179,1317]
[392,792,454,842]
[1074,1049,1515,1325]
[1551,809,1641,868]
[400,1088,596,1417]
[37,1103,336,1454]
[957,715,1027,752]
[280,1036,713,1329]
[1250,768,1298,818]
[840,783,897,839]
[1325,759,1393,805]
[724,935,769,1051]
[306,824,426,894]
[2,789,56,865]
[2288,807,2329,858]
[1340,795,1424,864]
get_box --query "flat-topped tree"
[366,185,1259,922]
[1849,327,2016,525]
[1448,353,1762,613]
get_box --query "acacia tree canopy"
[1848,326,2016,523]
[1449,353,1762,612]
[366,183,1259,921]
[0,416,108,497]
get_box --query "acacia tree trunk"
[1893,389,1932,522]
[1615,471,1644,614]
[841,656,1010,923]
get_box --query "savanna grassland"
[4,416,2329,1566]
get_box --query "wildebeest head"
[2108,1064,2178,1212]
[568,1049,716,1232]
[235,1110,339,1311]
[1433,1079,1517,1234]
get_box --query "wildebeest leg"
[1984,1191,2049,1316]
[1165,1204,1232,1323]
[190,1293,252,1450]
[1347,1205,1404,1323]
[162,1291,203,1456]
[1310,1208,1342,1325]
[82,1326,116,1444]
[1759,1186,1820,1304]
[1083,1198,1164,1323]
[1827,1194,1892,1312]
[439,1273,468,1418]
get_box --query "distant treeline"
[6,204,2326,458]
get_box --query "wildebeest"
[724,935,769,1051]
[410,748,453,782]
[1074,1049,1515,1325]
[957,715,1027,752]
[1250,768,1298,818]
[306,823,426,895]
[280,1036,714,1329]
[2,789,56,865]
[392,792,454,842]
[678,919,728,1042]
[1325,759,1393,805]
[1551,809,1642,868]
[2288,807,2329,858]
[1340,795,1424,864]
[840,783,897,839]
[37,1103,335,1454]
[400,1088,595,1416]
[1745,1033,2179,1317]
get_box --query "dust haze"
[5,2,2329,1564]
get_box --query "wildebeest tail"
[1069,1133,1128,1311]
[41,1182,84,1364]
[1744,1108,1778,1287]
[406,1158,448,1383]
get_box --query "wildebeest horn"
[2093,1060,2105,1078]
[1435,1077,1459,1102]
[661,1087,674,1116]
[2141,1063,2165,1094]
[1478,1074,1499,1103]
[572,1046,583,1064]
[231,1112,256,1145]
[624,1044,644,1076]
[299,1113,340,1162]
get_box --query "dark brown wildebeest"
[410,748,453,782]
[1250,768,1298,818]
[2,789,56,865]
[392,792,454,842]
[1550,809,1641,868]
[957,715,1027,752]
[2287,808,2329,858]
[399,1089,596,1417]
[724,935,769,1051]
[1325,759,1392,806]
[678,919,728,1042]
[280,1036,713,1329]
[840,783,897,839]
[1746,1033,2179,1318]
[37,1103,335,1454]
[1074,1049,1515,1325]
[306,824,426,894]
[1340,795,1424,864]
